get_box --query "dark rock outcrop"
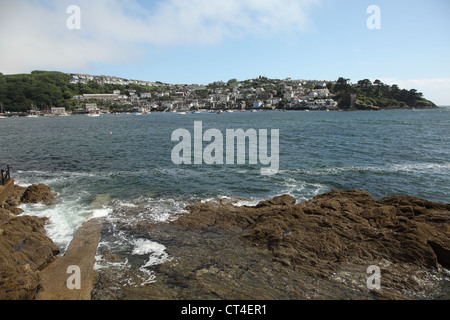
[176,191,450,274]
[0,215,59,299]
[93,190,449,300]
[0,183,59,300]
[20,184,56,205]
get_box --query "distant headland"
[0,71,437,116]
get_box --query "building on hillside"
[81,94,119,101]
[51,107,67,115]
[85,103,99,112]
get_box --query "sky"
[1,0,449,105]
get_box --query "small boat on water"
[178,112,187,115]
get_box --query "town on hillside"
[0,72,436,117]
[68,74,338,115]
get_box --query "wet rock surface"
[93,190,450,300]
[20,184,57,205]
[0,184,59,300]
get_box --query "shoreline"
[1,179,449,300]
[0,105,445,118]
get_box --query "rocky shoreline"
[93,190,450,300]
[1,183,449,300]
[0,182,59,300]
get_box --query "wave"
[13,161,449,255]
[285,162,450,176]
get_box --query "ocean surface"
[1,109,449,259]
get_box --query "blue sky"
[1,0,449,104]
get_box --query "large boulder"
[0,183,60,300]
[0,216,59,300]
[20,184,56,205]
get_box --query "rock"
[0,216,60,300]
[0,182,60,299]
[165,190,450,299]
[4,185,26,207]
[427,241,450,269]
[92,189,449,300]
[255,194,296,208]
[20,184,56,205]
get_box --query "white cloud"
[0,1,134,74]
[377,78,450,106]
[0,0,321,74]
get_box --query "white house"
[218,94,230,103]
[140,93,152,99]
[162,102,173,110]
[51,107,67,115]
[69,76,79,84]
[85,103,99,112]
[272,98,282,106]
[311,89,329,98]
[284,91,294,100]
[253,101,263,109]
[325,99,338,107]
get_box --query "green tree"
[333,77,352,93]
[0,73,6,105]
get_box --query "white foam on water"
[132,238,172,267]
[116,201,137,208]
[91,207,113,218]
[291,162,450,176]
[233,199,261,207]
[15,172,114,252]
[199,195,262,207]
[94,254,129,271]
[18,199,89,252]
[132,238,172,285]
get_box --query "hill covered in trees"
[328,77,436,110]
[0,71,157,112]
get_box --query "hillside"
[328,77,436,110]
[0,71,437,112]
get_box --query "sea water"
[1,109,449,270]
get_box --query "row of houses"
[69,74,159,87]
[71,90,338,111]
[67,74,339,111]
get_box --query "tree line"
[328,77,435,109]
[0,71,159,112]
